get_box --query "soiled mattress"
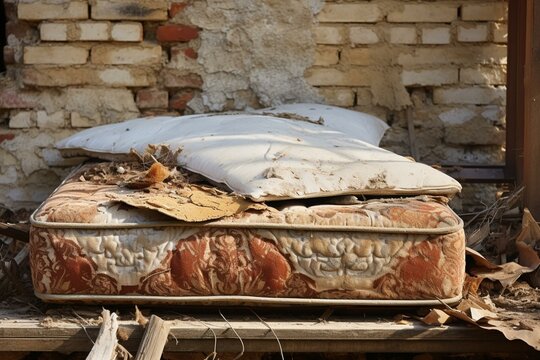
[30,166,465,306]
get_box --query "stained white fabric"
[57,113,461,201]
[253,103,389,145]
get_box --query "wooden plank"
[523,0,540,218]
[0,317,533,353]
[86,309,119,360]
[134,315,170,360]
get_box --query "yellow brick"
[314,47,339,66]
[305,68,370,86]
[18,2,88,20]
[23,46,88,65]
[318,3,382,23]
[91,44,162,65]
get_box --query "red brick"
[136,89,169,109]
[6,21,34,40]
[163,70,203,88]
[3,47,15,65]
[4,2,18,21]
[171,46,198,60]
[170,2,188,18]
[0,134,15,144]
[183,48,197,59]
[156,25,198,42]
[169,90,194,110]
[0,88,37,109]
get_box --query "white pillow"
[57,114,461,201]
[253,103,389,146]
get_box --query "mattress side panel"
[29,224,465,301]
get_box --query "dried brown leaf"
[134,306,149,327]
[420,309,451,326]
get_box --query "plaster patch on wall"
[186,0,323,111]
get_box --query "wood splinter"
[134,315,171,360]
[86,309,120,360]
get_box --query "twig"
[250,309,284,360]
[219,309,244,360]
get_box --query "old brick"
[493,23,508,43]
[183,48,197,59]
[163,71,203,88]
[349,27,379,45]
[388,26,416,44]
[0,134,15,144]
[433,86,506,105]
[315,26,345,45]
[67,88,139,127]
[156,25,199,42]
[40,23,68,41]
[317,4,382,23]
[37,111,65,129]
[6,21,34,40]
[460,66,507,85]
[462,3,507,21]
[421,27,451,45]
[4,2,17,21]
[397,46,507,66]
[445,119,505,145]
[0,87,37,109]
[458,24,489,42]
[18,2,88,20]
[92,0,168,21]
[170,2,187,18]
[169,90,194,110]
[24,46,88,65]
[314,47,339,66]
[22,67,156,87]
[79,22,110,41]
[388,4,457,23]
[111,22,143,42]
[319,88,355,107]
[439,107,476,125]
[98,68,156,87]
[70,112,93,128]
[91,44,161,65]
[3,47,15,65]
[341,48,378,66]
[402,68,458,86]
[136,89,168,109]
[355,88,373,106]
[305,68,370,86]
[9,111,35,128]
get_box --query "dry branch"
[134,315,170,360]
[86,309,119,360]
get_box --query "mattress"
[29,163,465,306]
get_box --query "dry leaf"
[134,306,148,327]
[108,184,260,222]
[471,261,538,287]
[481,318,540,351]
[420,309,451,326]
[466,247,500,271]
[515,209,540,287]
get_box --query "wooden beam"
[523,0,540,218]
[0,317,533,353]
[134,315,170,360]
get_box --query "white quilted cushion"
[57,113,461,201]
[252,103,389,146]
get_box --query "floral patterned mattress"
[30,164,465,305]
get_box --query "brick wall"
[310,0,507,169]
[0,0,507,209]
